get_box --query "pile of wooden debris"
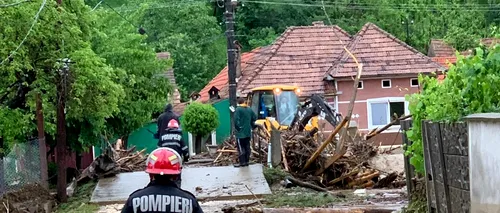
[77,142,147,184]
[212,121,406,190]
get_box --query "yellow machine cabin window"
[276,91,299,126]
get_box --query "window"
[382,79,391,88]
[251,91,276,120]
[357,81,364,89]
[276,91,299,126]
[367,98,408,129]
[410,78,419,87]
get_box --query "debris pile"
[0,183,55,213]
[77,144,147,184]
[212,125,404,190]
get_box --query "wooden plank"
[422,120,436,212]
[444,155,470,190]
[434,122,452,213]
[270,130,282,167]
[400,119,415,198]
[449,186,470,213]
[439,122,468,156]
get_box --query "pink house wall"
[336,77,420,131]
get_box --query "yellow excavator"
[246,85,343,134]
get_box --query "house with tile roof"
[156,52,186,114]
[330,23,444,134]
[428,38,500,68]
[199,21,444,145]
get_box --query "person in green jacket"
[234,97,257,167]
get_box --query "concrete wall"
[466,113,500,213]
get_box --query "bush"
[181,102,220,137]
[405,45,500,174]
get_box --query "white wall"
[467,113,500,213]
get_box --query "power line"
[239,0,500,11]
[244,0,499,7]
[109,0,500,13]
[0,0,47,66]
[0,0,30,8]
[102,1,137,27]
[91,0,103,11]
[114,0,216,13]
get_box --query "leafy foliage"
[234,0,496,53]
[0,0,174,152]
[91,7,173,140]
[181,102,219,136]
[121,0,227,100]
[0,0,125,150]
[405,44,500,174]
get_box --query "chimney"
[312,21,325,26]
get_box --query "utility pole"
[224,0,237,135]
[56,58,70,203]
[54,0,68,203]
[36,93,48,189]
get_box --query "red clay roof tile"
[238,25,352,96]
[328,23,444,78]
[156,52,181,104]
[431,56,457,68]
[198,47,272,102]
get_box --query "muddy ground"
[0,183,55,213]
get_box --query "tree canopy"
[0,0,173,152]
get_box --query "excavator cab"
[246,85,301,132]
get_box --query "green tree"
[181,102,219,153]
[0,0,125,149]
[120,0,227,100]
[91,7,174,141]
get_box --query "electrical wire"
[243,0,499,8]
[216,0,224,8]
[102,1,137,27]
[239,0,500,11]
[91,0,103,11]
[0,0,47,66]
[115,0,216,13]
[0,0,30,8]
[110,0,500,13]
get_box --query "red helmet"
[167,119,179,129]
[145,148,182,175]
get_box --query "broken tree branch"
[281,138,290,172]
[365,114,412,140]
[301,118,348,171]
[286,176,329,192]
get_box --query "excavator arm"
[290,94,343,132]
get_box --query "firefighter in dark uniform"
[121,148,204,213]
[157,119,189,161]
[156,119,189,187]
[155,103,180,139]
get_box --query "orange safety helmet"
[145,147,182,175]
[167,119,180,129]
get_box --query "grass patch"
[402,180,427,213]
[55,182,100,213]
[402,199,427,213]
[264,188,346,208]
[263,167,289,185]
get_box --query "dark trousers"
[237,137,251,165]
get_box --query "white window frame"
[410,78,419,87]
[366,97,409,131]
[381,79,392,88]
[357,80,364,89]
